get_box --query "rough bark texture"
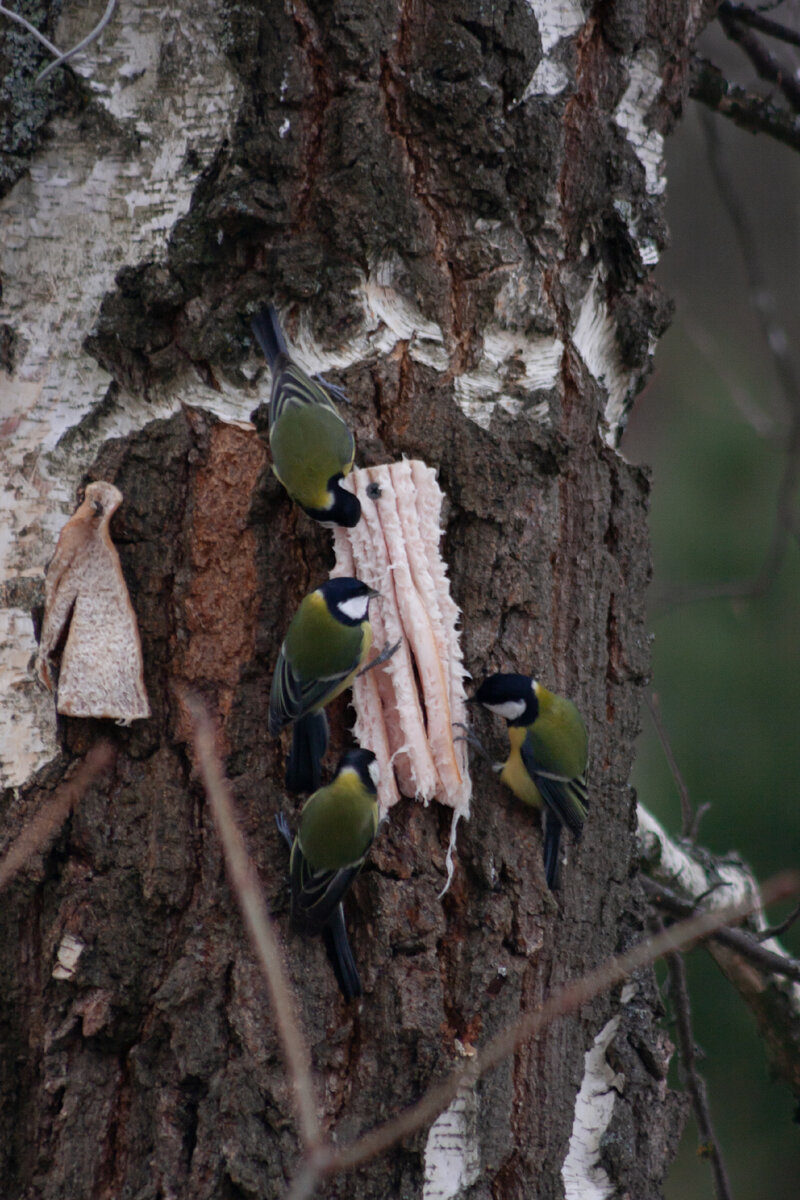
[0,1,713,1196]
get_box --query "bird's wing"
[290,846,362,936]
[269,649,306,732]
[269,646,357,731]
[270,361,340,428]
[520,734,588,837]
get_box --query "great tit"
[269,578,377,794]
[469,673,589,890]
[251,304,361,527]
[276,747,380,1001]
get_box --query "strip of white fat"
[408,461,470,809]
[372,465,465,806]
[351,467,439,801]
[333,480,437,809]
[331,523,401,812]
[332,462,472,864]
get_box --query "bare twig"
[37,0,118,82]
[664,944,734,1200]
[285,1156,328,1200]
[719,4,800,111]
[702,103,800,536]
[0,741,115,891]
[641,876,800,983]
[645,692,694,836]
[720,2,800,48]
[180,713,799,1198]
[680,313,779,438]
[0,4,62,57]
[690,56,800,152]
[185,695,323,1154]
[299,871,799,1184]
[757,900,800,941]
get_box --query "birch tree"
[0,1,728,1197]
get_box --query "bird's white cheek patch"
[486,699,527,722]
[332,460,471,893]
[337,594,370,623]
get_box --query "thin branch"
[645,692,694,836]
[185,695,323,1154]
[0,4,62,57]
[37,0,118,82]
[757,900,800,941]
[181,712,799,1198]
[0,742,115,891]
[652,573,778,612]
[641,876,800,983]
[304,871,799,1182]
[285,1157,326,1200]
[690,56,800,153]
[702,103,800,545]
[679,312,779,439]
[719,4,800,112]
[720,2,800,48]
[664,944,734,1200]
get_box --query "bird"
[468,673,589,890]
[250,304,361,527]
[269,577,382,794]
[276,747,380,1001]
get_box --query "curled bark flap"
[36,481,150,723]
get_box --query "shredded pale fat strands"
[333,461,471,893]
[36,482,151,723]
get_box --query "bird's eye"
[92,500,103,516]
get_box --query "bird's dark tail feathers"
[542,812,563,891]
[251,304,287,369]
[285,711,328,794]
[323,905,362,1001]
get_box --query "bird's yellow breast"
[271,406,354,510]
[500,726,543,808]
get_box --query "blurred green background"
[622,25,800,1200]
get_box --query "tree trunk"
[1,1,712,1196]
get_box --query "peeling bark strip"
[332,462,471,848]
[171,420,267,754]
[37,481,150,722]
